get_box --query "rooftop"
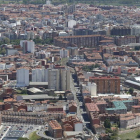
[85,103,99,112]
[49,120,62,129]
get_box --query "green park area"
[118,129,140,140]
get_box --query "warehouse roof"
[27,87,43,94]
[21,95,59,100]
[29,82,48,85]
[126,80,140,86]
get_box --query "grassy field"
[118,129,140,140]
[29,131,41,140]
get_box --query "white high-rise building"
[87,82,97,97]
[32,68,48,82]
[46,0,51,5]
[48,67,70,91]
[60,49,69,58]
[17,68,29,87]
[20,40,35,53]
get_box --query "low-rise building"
[132,106,140,113]
[120,113,140,128]
[48,120,62,138]
[106,101,127,114]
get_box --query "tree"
[137,132,140,138]
[129,87,134,95]
[0,48,6,55]
[104,119,111,128]
[3,37,10,44]
[20,90,27,95]
[18,138,29,140]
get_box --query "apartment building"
[48,69,60,90]
[48,120,62,138]
[48,67,70,91]
[61,116,83,131]
[16,68,29,87]
[114,36,136,46]
[20,40,35,53]
[89,76,120,94]
[60,49,69,58]
[1,110,65,125]
[120,113,140,128]
[32,68,48,82]
[85,103,99,116]
[110,26,131,36]
[54,35,102,48]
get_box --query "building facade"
[48,120,62,138]
[17,68,29,87]
[89,76,120,94]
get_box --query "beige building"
[120,113,140,128]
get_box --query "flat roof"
[126,80,140,86]
[113,101,127,110]
[21,95,59,100]
[54,91,65,94]
[123,100,133,103]
[29,82,48,85]
[27,87,43,93]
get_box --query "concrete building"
[17,68,29,87]
[67,46,78,56]
[87,82,97,97]
[131,25,140,36]
[60,68,70,91]
[48,67,70,91]
[120,113,140,129]
[48,120,62,138]
[48,69,60,90]
[89,76,120,94]
[32,68,48,82]
[20,40,35,53]
[110,26,131,36]
[60,49,69,58]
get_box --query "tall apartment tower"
[17,68,29,87]
[60,68,70,91]
[20,40,35,53]
[32,68,48,82]
[60,49,69,58]
[48,67,70,91]
[48,69,60,90]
